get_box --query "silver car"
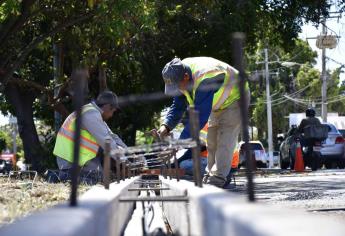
[321,123,345,169]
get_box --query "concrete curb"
[0,177,139,236]
[160,177,345,236]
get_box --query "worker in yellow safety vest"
[157,57,249,187]
[53,91,127,184]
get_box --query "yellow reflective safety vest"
[53,103,100,166]
[181,57,248,110]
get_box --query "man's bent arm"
[82,110,120,150]
[163,95,187,130]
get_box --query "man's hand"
[157,125,169,139]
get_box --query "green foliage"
[0,128,22,153]
[250,37,345,148]
[0,131,8,152]
[0,0,344,163]
[0,0,21,22]
[35,123,57,169]
[135,130,154,145]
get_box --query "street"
[231,169,345,222]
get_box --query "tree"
[0,131,8,152]
[0,0,343,171]
[296,66,345,115]
[0,0,158,171]
[249,39,318,143]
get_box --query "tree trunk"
[98,66,108,92]
[4,82,44,172]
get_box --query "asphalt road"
[230,169,345,222]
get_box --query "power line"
[250,84,312,105]
[283,94,345,105]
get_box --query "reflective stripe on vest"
[53,103,100,166]
[181,57,247,110]
[58,127,99,154]
[199,124,208,145]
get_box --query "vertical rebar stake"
[167,155,172,180]
[70,69,87,207]
[189,106,202,187]
[128,162,132,178]
[116,154,121,183]
[121,161,126,181]
[163,160,167,179]
[232,32,255,202]
[103,138,111,189]
[173,151,180,181]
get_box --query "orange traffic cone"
[294,142,305,172]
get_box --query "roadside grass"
[0,177,91,227]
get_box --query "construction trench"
[2,35,345,236]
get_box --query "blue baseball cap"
[162,58,186,96]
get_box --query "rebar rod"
[189,107,202,187]
[121,161,126,181]
[232,32,255,202]
[173,151,180,181]
[103,138,111,189]
[70,69,87,207]
[119,196,189,202]
[116,155,120,183]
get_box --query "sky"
[1,11,344,126]
[0,114,8,126]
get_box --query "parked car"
[273,151,280,167]
[339,129,345,138]
[238,141,268,168]
[321,123,345,169]
[279,125,300,169]
[0,153,15,174]
[280,123,345,169]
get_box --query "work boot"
[223,175,232,188]
[205,175,226,188]
[202,174,210,184]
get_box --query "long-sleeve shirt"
[82,102,127,150]
[163,74,224,139]
[163,74,224,162]
[57,102,127,169]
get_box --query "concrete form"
[161,177,345,236]
[2,176,345,236]
[0,177,139,236]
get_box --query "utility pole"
[256,51,304,167]
[310,13,341,121]
[264,48,274,168]
[321,17,327,122]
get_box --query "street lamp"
[280,61,303,67]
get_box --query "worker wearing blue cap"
[158,57,250,187]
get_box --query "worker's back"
[298,117,321,133]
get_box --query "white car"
[272,151,280,167]
[238,141,268,168]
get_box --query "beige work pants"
[206,101,242,179]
